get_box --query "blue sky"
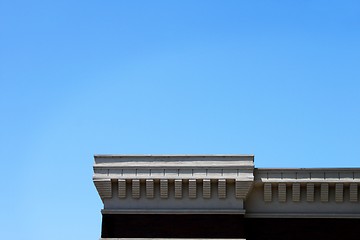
[1,0,360,239]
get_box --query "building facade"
[93,155,360,239]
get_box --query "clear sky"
[1,0,359,239]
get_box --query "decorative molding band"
[255,168,360,183]
[256,169,360,203]
[94,155,254,181]
[259,181,359,203]
[98,178,254,200]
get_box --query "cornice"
[93,155,255,212]
[93,155,360,217]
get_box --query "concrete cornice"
[93,155,255,213]
[93,155,360,218]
